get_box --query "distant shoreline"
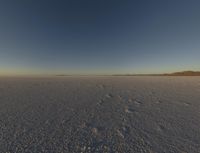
[56,71,200,77]
[1,71,200,77]
[112,71,200,76]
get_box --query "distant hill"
[163,71,200,76]
[55,71,200,77]
[112,71,200,76]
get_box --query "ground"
[0,76,199,153]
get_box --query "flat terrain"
[0,76,200,153]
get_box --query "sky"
[0,0,200,75]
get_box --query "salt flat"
[0,76,199,153]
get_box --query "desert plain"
[0,76,199,153]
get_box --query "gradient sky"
[0,0,200,75]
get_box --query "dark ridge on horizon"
[164,71,200,76]
[112,71,200,76]
[55,71,200,77]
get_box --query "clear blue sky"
[0,0,200,75]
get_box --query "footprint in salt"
[134,100,142,105]
[97,99,104,106]
[91,127,98,135]
[156,124,165,132]
[98,84,106,89]
[128,98,133,103]
[183,102,190,106]
[124,106,134,113]
[155,100,162,104]
[116,129,124,139]
[105,93,113,98]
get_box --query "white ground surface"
[0,76,199,153]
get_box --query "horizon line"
[0,70,200,77]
